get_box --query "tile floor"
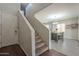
[51,39,79,56]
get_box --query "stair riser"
[36,43,45,49]
[35,37,40,39]
[36,39,42,43]
[36,41,43,44]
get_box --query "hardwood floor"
[0,44,26,56]
[40,49,66,56]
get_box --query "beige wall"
[78,17,79,41]
[0,10,1,47]
[18,10,35,56]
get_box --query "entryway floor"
[0,44,26,56]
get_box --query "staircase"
[19,10,49,56]
[35,32,48,56]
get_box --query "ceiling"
[21,3,28,7]
[21,3,28,10]
[26,3,51,16]
[35,3,79,23]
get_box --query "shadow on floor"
[0,44,26,56]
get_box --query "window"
[57,23,65,33]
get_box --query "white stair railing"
[18,10,35,56]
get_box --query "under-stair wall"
[18,10,35,56]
